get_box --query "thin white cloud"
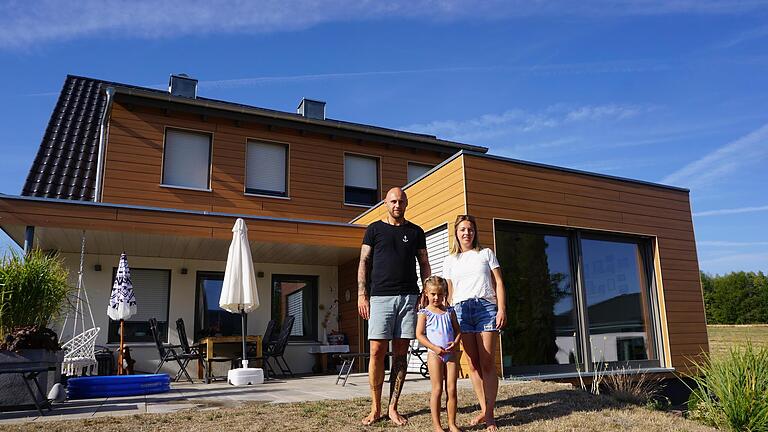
[699,252,768,272]
[694,205,768,217]
[661,122,768,188]
[699,241,768,247]
[2,0,767,49]
[567,158,660,172]
[565,105,642,121]
[402,104,647,143]
[197,67,497,89]
[715,25,768,48]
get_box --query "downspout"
[93,86,115,202]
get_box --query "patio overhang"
[0,195,364,265]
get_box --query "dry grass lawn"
[706,324,768,361]
[8,326,765,431]
[0,381,716,432]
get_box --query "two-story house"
[0,74,708,379]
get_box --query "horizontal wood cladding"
[0,197,364,249]
[462,154,707,372]
[338,259,362,357]
[103,100,445,222]
[355,156,466,231]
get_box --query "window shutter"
[246,141,287,194]
[125,269,170,321]
[416,224,449,289]
[407,163,432,183]
[287,290,304,336]
[163,129,210,189]
[410,224,448,373]
[345,155,377,189]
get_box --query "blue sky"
[1,0,767,275]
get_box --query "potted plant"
[0,249,73,407]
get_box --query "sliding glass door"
[494,220,661,376]
[496,225,578,375]
[581,235,658,366]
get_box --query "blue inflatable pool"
[67,374,171,399]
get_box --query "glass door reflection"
[495,222,579,375]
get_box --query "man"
[358,187,430,427]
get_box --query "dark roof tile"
[22,75,106,201]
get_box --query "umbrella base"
[227,368,264,386]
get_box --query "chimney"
[297,98,326,120]
[168,74,198,98]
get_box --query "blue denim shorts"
[455,298,498,333]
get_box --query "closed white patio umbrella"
[219,218,262,385]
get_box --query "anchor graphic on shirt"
[402,235,409,242]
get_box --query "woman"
[443,214,506,431]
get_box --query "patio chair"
[149,317,195,383]
[268,315,295,377]
[232,319,278,376]
[242,315,295,378]
[176,318,232,383]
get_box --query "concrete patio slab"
[0,372,474,425]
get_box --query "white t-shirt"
[443,248,500,305]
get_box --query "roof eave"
[109,84,488,154]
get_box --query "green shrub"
[686,343,768,431]
[0,249,72,341]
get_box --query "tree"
[701,271,768,324]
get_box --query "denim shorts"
[368,294,418,340]
[454,298,498,333]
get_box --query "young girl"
[443,214,506,432]
[416,276,462,432]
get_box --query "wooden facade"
[102,98,446,222]
[351,152,708,376]
[462,154,707,373]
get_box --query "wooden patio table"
[196,335,262,380]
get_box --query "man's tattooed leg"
[388,354,408,407]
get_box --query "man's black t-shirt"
[363,220,427,296]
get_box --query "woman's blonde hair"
[449,214,481,255]
[424,275,448,295]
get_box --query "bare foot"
[448,424,463,432]
[388,407,408,426]
[361,410,381,426]
[469,413,485,426]
[432,426,445,432]
[485,421,498,432]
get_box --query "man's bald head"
[385,187,408,222]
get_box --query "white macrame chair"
[60,231,101,376]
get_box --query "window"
[246,141,288,197]
[494,220,660,376]
[494,225,578,375]
[407,162,433,184]
[271,275,318,341]
[162,128,212,189]
[194,272,243,340]
[344,154,379,206]
[107,268,171,343]
[581,235,657,363]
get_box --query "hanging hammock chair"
[60,231,101,376]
